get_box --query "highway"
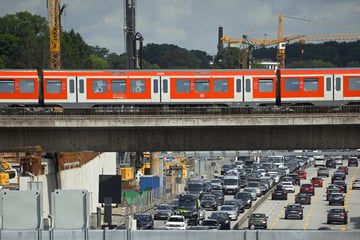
[151,159,360,230]
[236,160,360,230]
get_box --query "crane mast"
[48,0,61,70]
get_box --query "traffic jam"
[134,153,360,230]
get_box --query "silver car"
[242,188,257,201]
[220,205,238,221]
[352,178,360,189]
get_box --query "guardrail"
[0,105,360,117]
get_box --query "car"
[328,193,345,206]
[326,159,337,168]
[170,199,179,210]
[165,215,188,230]
[327,208,348,224]
[248,213,268,229]
[295,192,312,205]
[154,204,174,220]
[300,183,315,195]
[296,169,307,179]
[242,188,257,201]
[219,205,239,221]
[200,194,218,210]
[326,188,341,201]
[234,191,252,208]
[272,188,288,200]
[333,180,347,193]
[352,178,360,189]
[317,167,329,177]
[208,211,231,230]
[281,182,295,193]
[223,200,244,214]
[348,157,358,167]
[134,213,154,230]
[210,179,223,190]
[337,166,348,175]
[332,171,346,183]
[201,219,221,230]
[333,156,343,165]
[211,190,225,205]
[311,177,323,187]
[246,181,262,197]
[288,173,301,185]
[199,207,206,222]
[284,204,304,219]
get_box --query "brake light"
[328,213,333,216]
[296,197,299,200]
[306,198,310,200]
[340,213,346,216]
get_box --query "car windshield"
[210,212,227,220]
[202,195,215,201]
[203,220,218,226]
[135,214,151,220]
[250,213,265,218]
[168,216,184,222]
[283,182,292,186]
[287,205,301,209]
[329,209,345,213]
[221,206,235,211]
[157,205,171,210]
[302,184,312,187]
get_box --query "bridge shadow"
[350,216,360,229]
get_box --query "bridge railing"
[1,105,360,117]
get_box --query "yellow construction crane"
[48,0,66,70]
[222,15,360,68]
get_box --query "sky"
[1,0,360,55]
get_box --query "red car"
[311,177,323,187]
[300,183,314,195]
[337,166,348,175]
[296,169,307,179]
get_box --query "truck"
[223,175,240,194]
[177,194,200,225]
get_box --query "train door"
[77,77,87,103]
[161,76,171,103]
[67,77,77,103]
[323,74,334,101]
[333,74,343,101]
[243,76,253,103]
[152,77,161,103]
[234,76,243,103]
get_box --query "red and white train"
[0,68,360,107]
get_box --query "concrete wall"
[20,152,116,218]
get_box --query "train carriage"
[0,70,39,107]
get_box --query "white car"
[165,215,187,230]
[281,181,295,193]
[352,178,360,190]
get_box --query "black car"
[328,193,345,206]
[326,159,336,168]
[248,213,268,229]
[200,194,218,210]
[284,204,304,219]
[272,188,288,200]
[134,213,154,229]
[333,180,347,193]
[327,208,348,224]
[201,219,221,230]
[295,192,311,205]
[348,157,358,167]
[154,204,174,220]
[331,171,346,183]
[288,173,301,185]
[208,211,231,230]
[234,191,252,208]
[211,190,225,205]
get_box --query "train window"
[69,79,75,94]
[153,79,159,93]
[195,79,209,93]
[326,77,332,91]
[0,80,15,93]
[92,80,107,93]
[284,78,299,92]
[176,79,190,93]
[79,79,84,93]
[130,79,145,93]
[335,77,341,91]
[19,80,35,93]
[348,77,360,91]
[258,79,273,92]
[214,79,228,93]
[236,79,241,92]
[112,80,126,93]
[163,79,168,93]
[46,80,62,93]
[303,78,318,91]
[245,79,251,92]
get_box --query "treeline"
[1,11,360,69]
